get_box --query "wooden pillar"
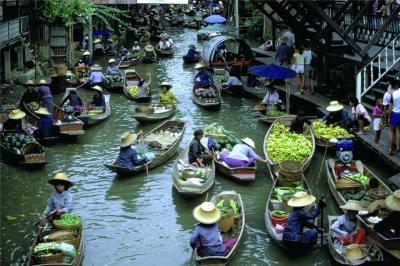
[4,46,11,83]
[88,15,93,62]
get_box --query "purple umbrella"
[248,64,296,79]
[204,15,227,24]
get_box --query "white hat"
[287,191,316,207]
[241,138,255,149]
[326,101,344,112]
[195,62,206,69]
[24,79,34,86]
[193,202,221,224]
[93,38,102,44]
[82,50,90,56]
[8,109,26,120]
[340,200,365,211]
[34,107,51,116]
[345,244,367,261]
[91,85,103,92]
[108,58,116,64]
[37,79,48,85]
[91,64,103,71]
[385,189,400,212]
[120,132,138,147]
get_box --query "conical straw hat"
[34,107,50,116]
[193,202,221,224]
[120,132,138,147]
[345,244,367,261]
[385,189,400,211]
[326,101,344,112]
[8,109,26,120]
[48,172,74,187]
[241,138,255,149]
[287,191,316,207]
[340,200,365,211]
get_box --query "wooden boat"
[325,159,399,260]
[142,53,157,64]
[263,117,316,178]
[327,216,384,265]
[155,44,174,57]
[265,177,318,254]
[62,88,111,126]
[132,104,176,124]
[192,86,222,110]
[0,130,47,168]
[123,69,151,103]
[312,119,354,150]
[28,221,84,265]
[172,143,215,197]
[104,120,186,176]
[255,104,294,124]
[103,76,123,93]
[213,69,244,97]
[182,55,200,64]
[118,54,143,69]
[195,191,244,265]
[243,85,266,100]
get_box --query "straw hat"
[193,202,221,224]
[241,138,255,149]
[385,189,400,211]
[37,79,48,85]
[189,44,196,49]
[120,131,138,147]
[91,64,103,71]
[24,79,34,86]
[93,38,102,44]
[34,107,50,116]
[287,191,316,207]
[195,62,206,69]
[48,172,74,187]
[326,101,344,112]
[8,109,26,120]
[345,244,367,261]
[340,200,365,211]
[82,50,90,56]
[91,85,103,92]
[160,81,171,88]
[108,58,116,64]
[145,44,154,52]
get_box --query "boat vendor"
[34,107,53,139]
[290,110,311,134]
[132,41,141,52]
[188,129,211,168]
[194,63,213,89]
[3,109,25,133]
[37,79,53,118]
[157,81,179,105]
[41,172,73,221]
[106,59,121,75]
[323,101,352,129]
[222,68,243,90]
[368,189,400,239]
[331,201,366,246]
[186,44,200,60]
[219,138,266,167]
[79,50,93,67]
[115,131,150,168]
[158,36,174,50]
[61,90,83,115]
[89,64,106,87]
[144,44,157,61]
[106,38,118,53]
[89,85,106,109]
[282,192,326,244]
[261,81,280,107]
[190,202,237,257]
[137,73,152,98]
[19,80,39,108]
[93,38,105,56]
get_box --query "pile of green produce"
[129,86,138,97]
[55,213,81,226]
[204,123,240,153]
[266,123,312,163]
[1,132,36,154]
[214,75,226,84]
[26,101,40,111]
[194,89,218,99]
[204,123,226,135]
[266,106,285,117]
[180,168,206,180]
[78,71,90,79]
[341,172,369,184]
[33,242,59,257]
[312,121,352,139]
[87,107,104,115]
[65,74,77,81]
[216,199,238,215]
[105,74,122,83]
[271,210,288,218]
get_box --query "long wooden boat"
[132,104,176,124]
[103,75,123,93]
[0,130,47,168]
[28,221,84,265]
[155,44,174,57]
[104,120,186,176]
[183,55,200,64]
[325,159,399,260]
[172,144,215,197]
[263,117,316,179]
[213,69,244,97]
[195,191,244,265]
[265,176,318,254]
[123,69,151,103]
[62,88,111,126]
[118,55,143,69]
[312,120,354,150]
[327,216,384,265]
[255,104,295,124]
[192,86,222,110]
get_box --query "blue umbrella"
[204,15,227,24]
[248,64,296,79]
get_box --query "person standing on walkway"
[37,79,53,118]
[282,27,295,49]
[292,46,305,93]
[388,79,400,155]
[303,44,314,93]
[373,97,383,146]
[275,37,292,67]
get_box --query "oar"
[140,132,149,175]
[319,196,325,246]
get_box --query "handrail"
[363,32,400,67]
[0,16,29,46]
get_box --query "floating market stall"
[312,120,354,150]
[123,69,152,103]
[132,104,176,124]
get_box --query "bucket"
[218,210,234,233]
[270,210,289,226]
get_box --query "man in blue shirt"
[275,37,292,67]
[34,107,53,138]
[116,131,149,168]
[186,44,200,60]
[89,64,106,86]
[194,63,213,88]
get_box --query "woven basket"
[32,251,63,264]
[219,211,234,233]
[54,66,68,76]
[53,219,82,231]
[278,160,303,185]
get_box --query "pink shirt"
[372,105,382,117]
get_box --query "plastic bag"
[56,242,76,258]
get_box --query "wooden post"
[88,15,93,62]
[234,0,239,35]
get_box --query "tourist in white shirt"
[350,97,371,135]
[158,38,173,50]
[282,27,295,47]
[388,79,400,155]
[303,44,313,93]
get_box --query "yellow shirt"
[160,91,178,104]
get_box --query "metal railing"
[0,16,29,46]
[356,33,400,100]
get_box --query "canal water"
[1,28,395,266]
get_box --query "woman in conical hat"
[157,81,179,106]
[323,100,352,129]
[41,172,74,220]
[19,79,39,108]
[194,62,213,89]
[190,202,237,257]
[34,107,53,138]
[282,191,325,244]
[3,109,26,133]
[115,131,149,169]
[372,190,400,239]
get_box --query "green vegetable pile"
[266,106,285,117]
[56,213,81,226]
[312,121,352,139]
[204,123,225,135]
[78,71,90,79]
[341,172,369,184]
[87,107,104,115]
[33,242,59,256]
[1,132,36,154]
[266,123,312,163]
[204,123,240,153]
[65,74,77,81]
[194,89,218,99]
[26,102,40,111]
[129,86,138,97]
[106,74,122,83]
[216,199,238,215]
[271,210,288,218]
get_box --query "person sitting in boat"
[158,81,179,106]
[222,69,243,91]
[41,172,73,221]
[368,189,400,239]
[34,107,53,138]
[107,59,121,75]
[19,80,39,108]
[89,86,106,110]
[216,42,227,60]
[323,101,352,129]
[290,110,311,134]
[3,109,25,133]
[79,50,93,67]
[37,79,53,119]
[93,38,105,56]
[137,73,152,98]
[61,90,83,115]
[261,81,281,109]
[144,44,157,61]
[194,63,213,89]
[115,131,149,168]
[190,201,237,257]
[331,201,366,246]
[106,38,118,53]
[219,138,266,167]
[158,37,174,50]
[282,192,325,244]
[132,41,141,53]
[189,129,208,167]
[89,64,106,87]
[186,44,200,60]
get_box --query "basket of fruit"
[32,242,64,264]
[53,213,81,230]
[270,210,289,225]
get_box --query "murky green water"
[1,28,395,266]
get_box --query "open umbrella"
[248,64,296,114]
[204,15,227,24]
